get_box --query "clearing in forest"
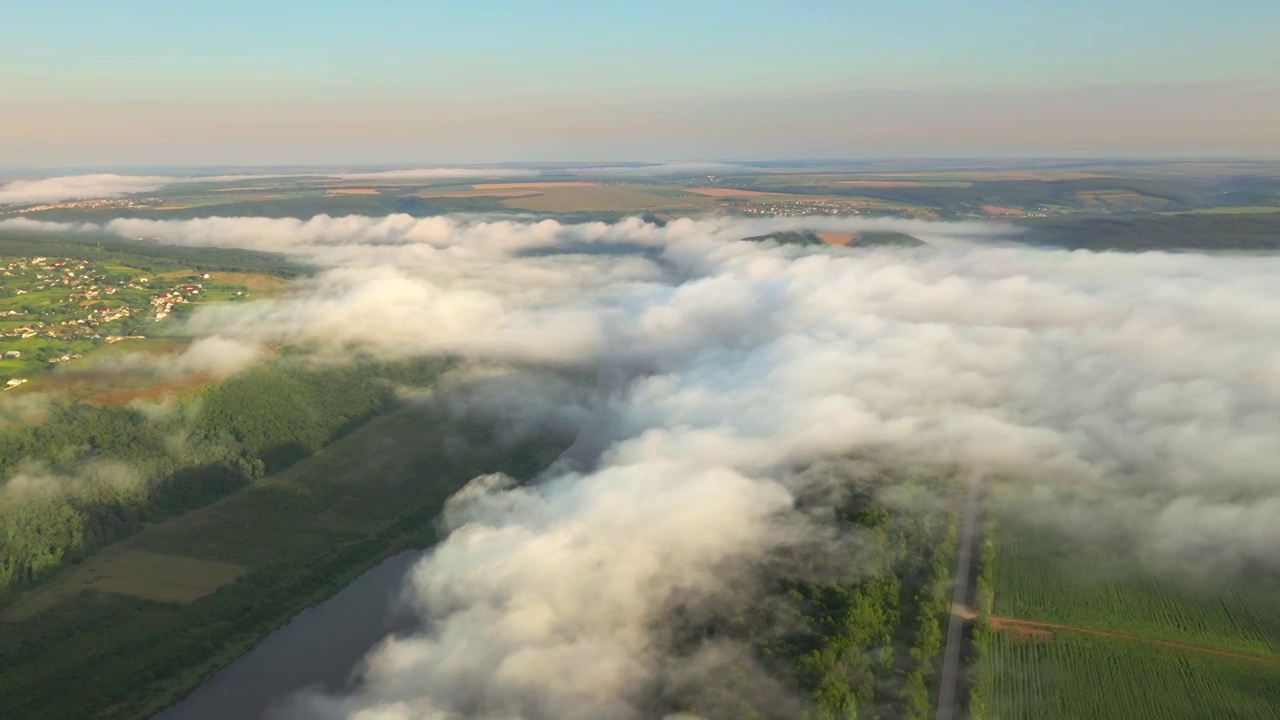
[3,549,244,621]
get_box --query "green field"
[972,517,1280,718]
[500,184,717,212]
[991,522,1280,658]
[975,631,1280,720]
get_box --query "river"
[156,550,423,719]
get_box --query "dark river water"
[156,550,423,719]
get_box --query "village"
[1,256,243,389]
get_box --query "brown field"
[817,232,856,246]
[83,373,216,406]
[95,337,190,356]
[501,185,716,213]
[22,360,217,406]
[415,189,538,199]
[982,205,1024,216]
[325,188,380,196]
[684,187,778,198]
[2,548,245,622]
[473,181,598,190]
[153,205,190,211]
[1079,191,1164,204]
[156,270,286,294]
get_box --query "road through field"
[936,473,982,720]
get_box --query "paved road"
[936,473,982,720]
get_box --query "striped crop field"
[973,631,1280,720]
[990,521,1280,658]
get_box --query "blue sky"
[2,1,1277,165]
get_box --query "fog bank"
[14,213,1279,719]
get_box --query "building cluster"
[150,282,202,320]
[1,257,228,390]
[0,197,162,217]
[2,257,209,328]
[736,199,867,217]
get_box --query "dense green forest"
[0,228,308,277]
[667,468,959,719]
[0,359,449,595]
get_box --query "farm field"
[973,517,1280,718]
[4,549,245,621]
[499,184,717,212]
[975,631,1280,720]
[990,520,1280,657]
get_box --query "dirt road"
[986,616,1280,666]
[936,473,982,720]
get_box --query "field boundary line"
[987,615,1280,667]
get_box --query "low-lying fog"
[5,213,1277,719]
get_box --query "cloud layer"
[0,168,542,205]
[9,213,1278,718]
[0,174,173,204]
[0,163,773,205]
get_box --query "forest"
[0,227,308,277]
[0,377,575,720]
[1018,212,1280,250]
[659,467,961,719]
[0,358,450,595]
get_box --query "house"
[3,351,20,360]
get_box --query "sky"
[2,0,1278,166]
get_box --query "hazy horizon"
[4,1,1278,166]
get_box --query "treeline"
[774,477,959,719]
[965,521,998,720]
[0,228,308,277]
[1017,212,1280,251]
[0,359,448,594]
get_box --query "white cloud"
[16,213,1280,718]
[0,174,172,204]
